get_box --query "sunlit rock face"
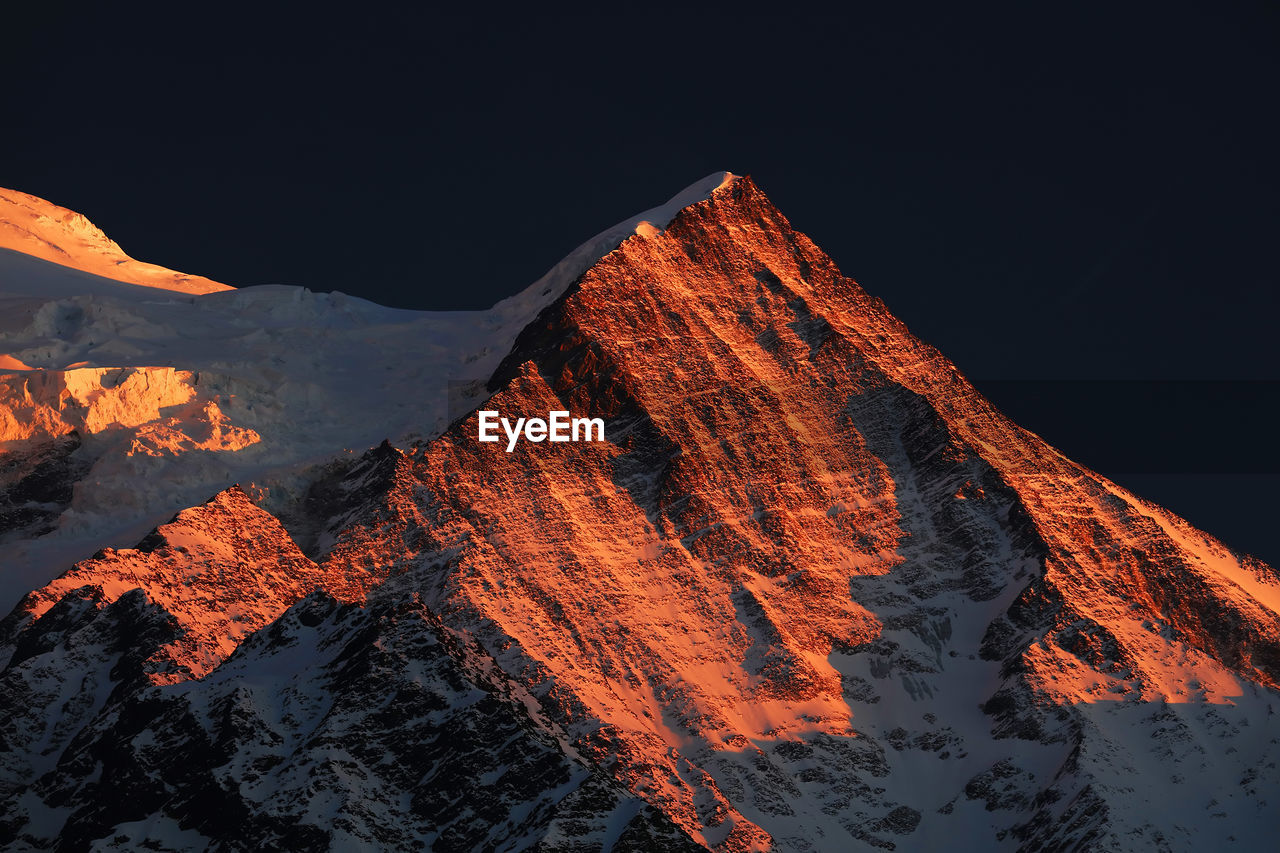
[362,177,1280,849]
[1,176,1278,851]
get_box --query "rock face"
[2,588,697,852]
[1,176,1278,851]
[0,432,87,542]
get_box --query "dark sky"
[4,3,1277,561]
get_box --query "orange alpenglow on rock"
[0,187,232,294]
[0,173,1278,851]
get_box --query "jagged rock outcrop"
[1,485,372,677]
[3,589,699,851]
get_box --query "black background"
[5,3,1276,561]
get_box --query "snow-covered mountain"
[0,176,1277,851]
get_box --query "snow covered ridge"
[0,174,738,611]
[0,188,232,295]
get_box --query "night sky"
[5,4,1277,561]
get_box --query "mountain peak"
[643,170,739,227]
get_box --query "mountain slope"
[0,188,230,295]
[352,176,1280,849]
[0,174,733,616]
[2,587,700,852]
[1,176,1277,851]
